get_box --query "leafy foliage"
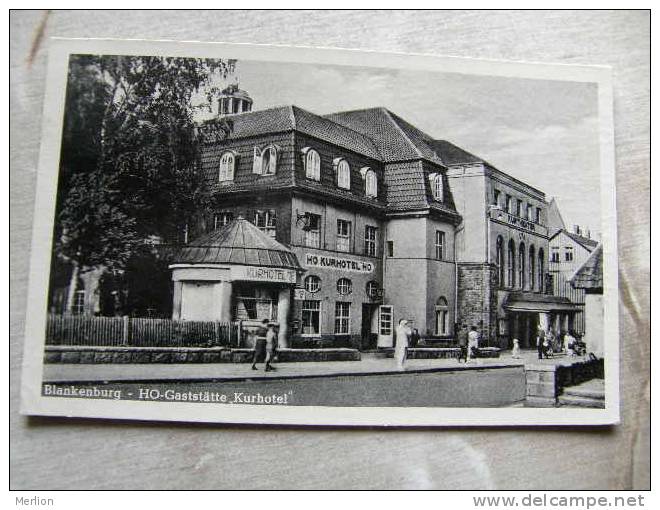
[55,54,235,271]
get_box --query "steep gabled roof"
[324,107,444,165]
[172,216,301,269]
[546,197,567,235]
[200,105,381,160]
[550,229,599,252]
[429,140,484,166]
[564,230,599,252]
[570,244,603,290]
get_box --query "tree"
[54,55,235,314]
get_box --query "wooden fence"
[45,314,241,348]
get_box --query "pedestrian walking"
[511,338,521,359]
[251,318,269,370]
[264,322,278,372]
[395,319,411,370]
[456,324,469,363]
[536,326,546,360]
[467,326,480,362]
[410,328,421,349]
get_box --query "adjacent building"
[570,244,604,356]
[548,226,600,335]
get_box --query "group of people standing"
[456,324,481,363]
[395,320,482,369]
[535,326,582,359]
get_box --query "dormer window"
[218,151,236,182]
[434,175,444,201]
[364,168,377,198]
[336,159,351,190]
[253,145,278,175]
[302,147,321,181]
[428,173,444,202]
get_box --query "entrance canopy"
[503,292,580,313]
[171,216,302,271]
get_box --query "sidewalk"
[42,350,583,384]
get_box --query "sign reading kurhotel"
[232,265,297,283]
[305,253,374,274]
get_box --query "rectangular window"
[302,300,321,335]
[73,290,85,315]
[536,207,542,224]
[506,195,513,213]
[254,210,276,238]
[336,219,352,253]
[304,213,321,248]
[551,247,560,263]
[435,230,445,260]
[364,225,378,257]
[334,302,351,334]
[493,189,500,206]
[214,211,234,230]
[516,199,523,217]
[527,203,533,221]
[565,246,574,262]
[387,240,394,257]
[379,306,393,336]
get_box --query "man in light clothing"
[394,319,411,370]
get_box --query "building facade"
[168,88,581,350]
[440,142,578,349]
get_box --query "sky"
[207,58,602,236]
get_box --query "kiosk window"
[302,300,321,335]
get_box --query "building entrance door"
[361,304,379,350]
[377,305,394,348]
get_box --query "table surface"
[10,10,650,490]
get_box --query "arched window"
[261,146,277,175]
[337,159,351,190]
[529,245,536,291]
[433,175,444,201]
[365,170,377,198]
[496,236,505,288]
[337,278,352,295]
[435,296,449,335]
[304,275,321,293]
[518,243,526,290]
[304,148,321,181]
[219,152,235,182]
[538,249,545,293]
[507,239,516,288]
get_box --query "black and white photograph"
[19,37,619,426]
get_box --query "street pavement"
[42,349,584,384]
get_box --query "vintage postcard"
[19,38,619,426]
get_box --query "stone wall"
[457,262,498,344]
[44,346,361,364]
[525,356,605,406]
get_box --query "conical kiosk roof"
[172,216,301,270]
